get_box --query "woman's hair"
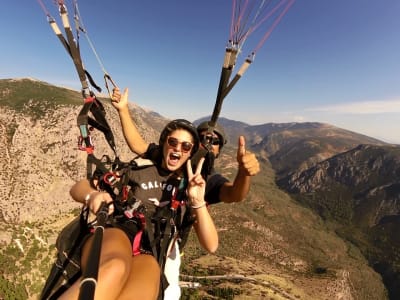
[159,119,200,155]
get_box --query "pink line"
[254,0,295,53]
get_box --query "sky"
[1,1,400,143]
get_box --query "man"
[195,120,259,205]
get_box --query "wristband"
[191,202,206,209]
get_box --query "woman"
[59,119,218,300]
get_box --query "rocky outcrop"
[0,100,160,223]
[277,144,400,226]
[277,144,400,299]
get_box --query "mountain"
[194,116,249,144]
[196,116,385,178]
[0,78,391,299]
[276,144,400,299]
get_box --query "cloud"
[306,99,400,114]
[292,115,306,122]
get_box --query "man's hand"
[236,136,260,176]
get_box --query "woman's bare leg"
[118,254,161,300]
[59,228,133,300]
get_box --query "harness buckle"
[78,135,94,153]
[170,199,180,210]
[103,172,118,186]
[124,200,144,219]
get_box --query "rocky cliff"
[277,144,400,299]
[0,80,162,223]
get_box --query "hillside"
[199,117,386,179]
[0,78,389,299]
[277,144,400,299]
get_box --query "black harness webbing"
[78,202,109,300]
[43,1,118,167]
[40,209,89,300]
[39,2,120,299]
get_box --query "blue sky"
[1,1,400,143]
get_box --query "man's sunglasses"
[200,134,220,146]
[167,136,193,152]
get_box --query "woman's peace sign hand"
[186,157,206,207]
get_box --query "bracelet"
[191,202,207,209]
[84,191,97,206]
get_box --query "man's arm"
[219,136,260,203]
[112,88,149,155]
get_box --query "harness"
[37,0,120,180]
[40,157,194,300]
[94,158,193,260]
[92,157,195,299]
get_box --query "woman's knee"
[118,255,161,300]
[82,228,133,286]
[132,254,161,278]
[98,255,131,285]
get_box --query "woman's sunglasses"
[167,136,193,152]
[200,134,220,146]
